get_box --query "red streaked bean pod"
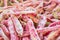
[37,25,60,35]
[37,15,47,28]
[48,21,60,27]
[27,19,41,40]
[11,16,23,36]
[46,29,60,40]
[7,17,19,40]
[0,24,10,36]
[0,28,9,40]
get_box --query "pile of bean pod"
[0,0,60,40]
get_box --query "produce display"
[0,0,60,40]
